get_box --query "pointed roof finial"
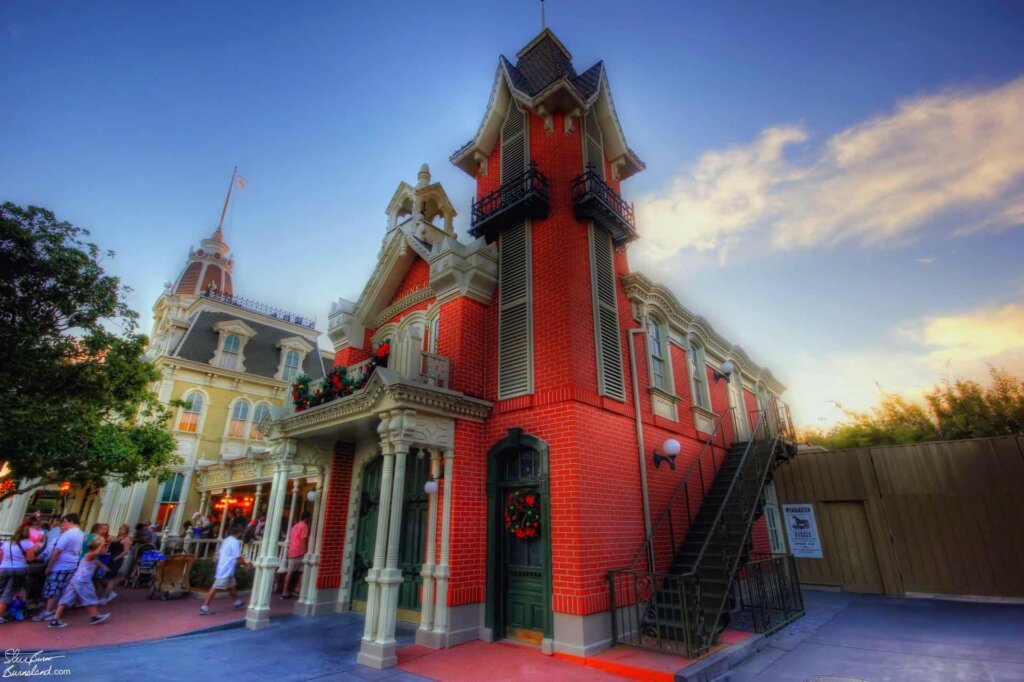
[541,0,546,31]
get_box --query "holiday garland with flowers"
[292,341,390,411]
[504,490,541,539]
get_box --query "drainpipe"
[627,325,655,572]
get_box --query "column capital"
[378,408,418,449]
[271,438,298,464]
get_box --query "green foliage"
[0,202,180,502]
[802,367,1024,450]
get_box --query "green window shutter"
[498,222,533,399]
[160,473,184,503]
[590,225,625,400]
[584,106,604,179]
[501,101,528,184]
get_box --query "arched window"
[251,403,271,439]
[647,316,667,390]
[220,334,242,370]
[282,350,301,382]
[688,339,710,409]
[228,399,250,438]
[178,392,204,432]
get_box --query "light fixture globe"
[306,490,318,503]
[424,480,439,495]
[662,438,681,456]
[720,360,734,377]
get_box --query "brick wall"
[318,441,354,589]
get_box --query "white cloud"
[915,256,936,264]
[635,77,1024,264]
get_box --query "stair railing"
[679,398,786,655]
[629,407,734,572]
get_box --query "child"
[48,536,110,627]
[199,525,247,615]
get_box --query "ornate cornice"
[372,287,435,328]
[276,369,492,436]
[622,272,786,394]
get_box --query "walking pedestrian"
[281,511,310,599]
[0,525,36,624]
[199,525,247,615]
[32,513,84,622]
[47,536,111,627]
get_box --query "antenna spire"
[541,0,546,30]
[215,166,237,241]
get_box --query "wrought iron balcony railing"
[469,161,550,242]
[572,167,637,244]
[202,288,316,330]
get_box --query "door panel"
[501,486,546,639]
[352,457,382,603]
[822,501,884,594]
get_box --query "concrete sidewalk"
[728,588,1024,681]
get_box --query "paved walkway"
[0,584,293,651]
[731,588,1024,681]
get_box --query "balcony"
[572,167,637,244]
[470,161,549,243]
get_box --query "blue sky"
[3,1,1023,427]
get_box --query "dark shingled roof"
[175,310,326,381]
[501,33,601,101]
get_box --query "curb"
[675,634,768,682]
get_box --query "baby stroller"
[148,554,196,600]
[127,544,162,589]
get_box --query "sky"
[3,1,1023,429]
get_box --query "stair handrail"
[682,404,775,575]
[628,407,734,571]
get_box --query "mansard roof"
[171,306,326,382]
[450,29,645,180]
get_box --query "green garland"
[292,342,390,412]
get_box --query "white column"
[169,463,196,535]
[0,489,32,535]
[124,480,149,528]
[198,491,209,518]
[417,449,441,642]
[246,440,295,629]
[218,488,233,538]
[361,445,395,645]
[278,478,299,573]
[297,467,328,613]
[372,440,410,660]
[251,484,264,521]
[432,448,454,641]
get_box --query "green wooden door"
[502,486,546,639]
[351,452,429,613]
[352,456,382,603]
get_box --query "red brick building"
[245,29,794,669]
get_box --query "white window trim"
[250,402,272,440]
[224,397,252,441]
[210,319,257,372]
[273,336,315,382]
[176,388,210,434]
[645,315,676,396]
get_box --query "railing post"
[608,572,618,647]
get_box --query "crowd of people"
[0,506,312,625]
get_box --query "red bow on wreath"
[504,490,541,540]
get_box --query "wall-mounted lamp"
[653,438,681,470]
[713,360,734,384]
[424,476,442,495]
[306,489,319,503]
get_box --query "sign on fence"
[782,504,823,558]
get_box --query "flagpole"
[541,0,545,30]
[216,166,237,240]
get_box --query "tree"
[802,367,1024,450]
[0,202,179,504]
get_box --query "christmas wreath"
[371,340,390,368]
[504,490,541,539]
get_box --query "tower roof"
[450,29,644,180]
[172,225,234,297]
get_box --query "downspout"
[627,325,655,572]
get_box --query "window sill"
[690,403,717,434]
[647,385,681,405]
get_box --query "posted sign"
[782,504,823,559]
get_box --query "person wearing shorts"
[199,525,247,615]
[33,513,84,622]
[48,536,110,627]
[281,511,310,599]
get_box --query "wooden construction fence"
[774,436,1024,598]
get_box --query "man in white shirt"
[32,513,84,622]
[199,525,247,615]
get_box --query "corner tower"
[172,226,234,298]
[450,28,644,402]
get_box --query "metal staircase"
[609,398,802,657]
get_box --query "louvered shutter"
[501,101,528,185]
[584,106,604,179]
[590,225,625,400]
[498,222,533,398]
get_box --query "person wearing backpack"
[0,524,36,624]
